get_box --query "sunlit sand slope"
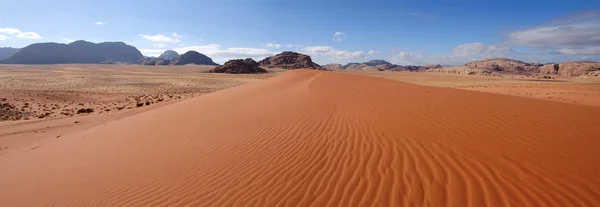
[1,69,599,206]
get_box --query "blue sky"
[1,0,599,64]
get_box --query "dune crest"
[1,70,599,206]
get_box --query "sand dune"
[1,70,599,206]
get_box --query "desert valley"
[0,38,599,206]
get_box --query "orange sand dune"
[1,70,600,206]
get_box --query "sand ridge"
[1,69,599,206]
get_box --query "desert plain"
[1,65,600,206]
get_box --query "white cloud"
[0,27,42,39]
[507,11,600,56]
[94,21,107,25]
[451,43,512,57]
[558,46,600,55]
[508,24,600,47]
[153,43,168,48]
[303,46,366,62]
[139,44,277,63]
[139,34,182,43]
[172,32,183,38]
[0,28,22,35]
[264,43,281,48]
[62,38,76,43]
[333,32,346,42]
[16,32,42,39]
[0,34,8,41]
[390,43,514,65]
[140,34,181,43]
[368,50,380,55]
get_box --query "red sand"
[1,70,599,206]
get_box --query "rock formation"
[540,64,560,75]
[323,64,344,70]
[138,57,170,66]
[171,51,218,66]
[2,40,143,64]
[340,60,439,72]
[0,47,19,61]
[259,51,321,69]
[464,58,542,74]
[549,62,600,77]
[158,50,179,61]
[209,58,267,74]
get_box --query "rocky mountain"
[138,57,170,66]
[171,51,218,66]
[259,51,321,69]
[341,60,440,71]
[0,47,20,61]
[540,61,600,77]
[2,40,143,64]
[463,58,542,74]
[158,50,179,60]
[323,64,344,70]
[209,58,267,74]
[364,59,392,66]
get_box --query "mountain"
[259,51,322,69]
[158,50,179,60]
[322,64,344,70]
[171,51,218,66]
[341,60,436,71]
[364,59,392,66]
[2,40,143,64]
[464,58,542,74]
[0,47,20,61]
[209,58,267,74]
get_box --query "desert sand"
[1,69,599,206]
[349,70,600,107]
[0,64,280,121]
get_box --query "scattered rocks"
[76,108,94,114]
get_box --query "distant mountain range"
[139,51,219,66]
[1,40,143,64]
[324,60,442,72]
[0,47,20,61]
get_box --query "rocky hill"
[171,51,218,66]
[209,58,267,74]
[464,58,542,74]
[158,50,179,60]
[2,40,143,64]
[323,64,344,70]
[0,47,20,61]
[341,60,440,71]
[540,61,600,77]
[259,52,321,69]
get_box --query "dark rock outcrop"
[171,51,218,66]
[138,57,171,66]
[209,58,267,74]
[2,40,143,64]
[259,51,321,69]
[158,50,179,61]
[364,59,392,66]
[0,47,19,61]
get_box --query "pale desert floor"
[1,67,599,206]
